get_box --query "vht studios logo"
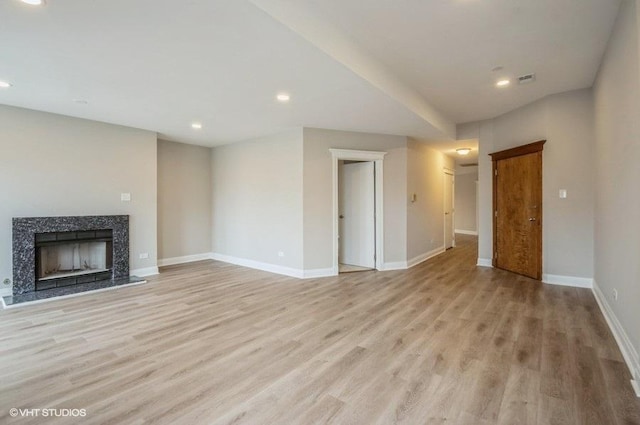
[9,408,87,417]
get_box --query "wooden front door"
[491,141,545,280]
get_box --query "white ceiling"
[301,0,621,123]
[0,0,621,147]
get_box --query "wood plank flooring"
[1,235,639,424]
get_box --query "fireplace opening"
[35,230,113,290]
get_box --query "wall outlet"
[278,251,284,257]
[613,289,618,301]
[2,278,10,285]
[430,238,435,245]
[121,193,131,202]
[139,253,149,259]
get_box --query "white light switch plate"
[559,189,567,199]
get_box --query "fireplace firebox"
[35,230,114,290]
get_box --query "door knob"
[529,217,536,221]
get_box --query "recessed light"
[496,79,510,87]
[276,93,290,102]
[191,122,202,130]
[0,81,11,88]
[20,0,45,5]
[456,148,472,156]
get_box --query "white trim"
[210,253,304,278]
[443,168,456,249]
[158,253,212,267]
[329,149,387,162]
[173,253,335,280]
[542,274,593,288]
[381,261,407,271]
[455,229,478,236]
[477,258,493,267]
[0,287,12,297]
[130,267,159,277]
[407,246,446,268]
[331,149,387,276]
[633,380,640,398]
[1,279,148,309]
[381,248,445,271]
[302,268,335,279]
[592,280,640,397]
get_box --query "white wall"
[463,88,595,280]
[210,127,451,274]
[303,128,408,270]
[406,139,454,262]
[454,171,478,234]
[0,105,158,293]
[211,128,304,271]
[593,0,640,382]
[158,140,212,262]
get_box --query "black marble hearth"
[1,276,146,308]
[12,215,130,296]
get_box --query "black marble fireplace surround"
[12,215,130,296]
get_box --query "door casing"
[443,169,455,249]
[330,149,387,276]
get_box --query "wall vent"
[518,73,536,84]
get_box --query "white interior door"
[339,162,375,268]
[444,171,455,249]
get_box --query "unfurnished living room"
[1,0,640,424]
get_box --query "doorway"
[490,140,545,280]
[330,149,386,275]
[338,161,375,272]
[444,169,455,249]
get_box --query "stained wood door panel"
[492,141,544,280]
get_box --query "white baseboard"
[207,254,338,279]
[455,229,478,236]
[592,280,640,397]
[407,246,446,268]
[130,267,159,277]
[381,261,407,271]
[0,286,12,297]
[381,247,446,271]
[542,274,593,288]
[477,258,493,267]
[158,253,212,267]
[210,252,304,279]
[303,268,336,278]
[632,380,640,398]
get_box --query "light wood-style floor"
[1,236,639,425]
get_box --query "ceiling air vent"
[518,73,536,84]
